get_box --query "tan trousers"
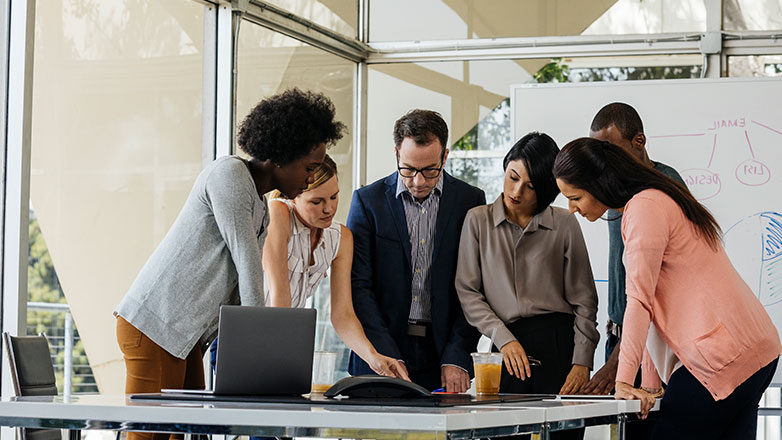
[116,316,205,440]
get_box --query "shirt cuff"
[492,325,517,351]
[571,342,596,370]
[441,363,468,373]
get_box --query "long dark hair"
[553,137,721,248]
[503,132,560,214]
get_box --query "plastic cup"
[311,350,337,394]
[471,352,503,395]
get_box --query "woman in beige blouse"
[455,132,599,409]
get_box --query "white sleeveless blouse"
[263,199,341,308]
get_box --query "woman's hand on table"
[614,381,656,419]
[367,352,410,381]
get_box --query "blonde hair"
[271,154,338,200]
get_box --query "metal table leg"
[539,422,550,440]
[617,414,627,440]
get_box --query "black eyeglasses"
[396,156,444,179]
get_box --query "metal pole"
[2,8,35,440]
[215,4,235,158]
[540,422,550,440]
[63,312,73,399]
[202,3,218,168]
[617,414,627,440]
[353,0,368,189]
[704,0,723,78]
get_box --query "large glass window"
[728,55,782,77]
[369,0,711,42]
[724,0,782,31]
[30,0,204,394]
[369,0,617,41]
[265,0,356,38]
[237,20,355,377]
[367,56,702,199]
[583,0,708,35]
[367,59,541,184]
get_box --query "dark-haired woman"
[456,133,599,435]
[114,89,345,440]
[554,137,781,440]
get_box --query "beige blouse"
[455,195,599,368]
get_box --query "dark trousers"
[494,313,583,440]
[652,358,777,439]
[400,327,442,391]
[606,332,657,439]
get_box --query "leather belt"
[407,321,430,337]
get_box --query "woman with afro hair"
[114,89,345,440]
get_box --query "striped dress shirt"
[395,175,444,323]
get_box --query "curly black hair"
[238,88,346,165]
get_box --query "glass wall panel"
[31,0,204,394]
[237,20,355,377]
[369,0,616,41]
[236,21,354,221]
[724,0,782,31]
[266,0,356,37]
[366,59,542,185]
[367,56,701,195]
[728,55,782,77]
[583,0,707,35]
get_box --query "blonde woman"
[262,155,409,380]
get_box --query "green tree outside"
[28,209,98,394]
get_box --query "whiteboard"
[512,78,782,382]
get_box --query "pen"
[432,387,458,393]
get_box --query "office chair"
[3,332,76,440]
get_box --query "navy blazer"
[346,172,485,376]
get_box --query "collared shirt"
[607,161,685,326]
[263,199,341,308]
[455,195,599,368]
[395,175,444,322]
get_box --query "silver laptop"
[164,305,316,396]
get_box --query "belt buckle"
[609,321,622,338]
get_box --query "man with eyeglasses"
[346,109,485,392]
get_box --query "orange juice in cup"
[471,352,504,395]
[311,351,337,394]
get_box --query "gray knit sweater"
[115,155,268,359]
